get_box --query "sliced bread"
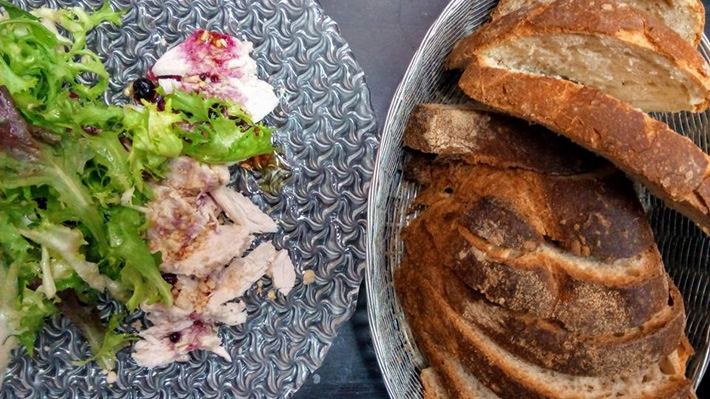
[445,260,685,377]
[405,202,685,376]
[456,60,710,235]
[490,0,705,46]
[397,258,694,399]
[404,103,603,175]
[421,368,451,399]
[414,174,671,335]
[403,106,672,334]
[447,0,710,112]
[419,345,501,399]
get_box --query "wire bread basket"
[365,0,710,397]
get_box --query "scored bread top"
[489,0,705,46]
[411,161,670,334]
[457,61,710,235]
[420,362,500,399]
[447,0,710,112]
[403,105,672,334]
[404,105,658,265]
[398,104,693,398]
[405,208,685,376]
[396,255,694,399]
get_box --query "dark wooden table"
[295,1,710,397]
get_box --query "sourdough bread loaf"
[404,103,603,175]
[416,163,671,335]
[397,257,694,399]
[404,106,673,334]
[419,345,501,399]
[397,105,695,397]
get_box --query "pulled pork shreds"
[133,157,296,368]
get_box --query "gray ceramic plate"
[366,0,710,397]
[0,0,377,397]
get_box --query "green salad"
[0,1,274,371]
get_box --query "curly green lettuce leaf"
[0,133,109,253]
[0,258,54,359]
[169,90,274,163]
[92,312,135,371]
[83,130,143,207]
[33,2,122,53]
[0,1,121,133]
[16,287,57,355]
[121,91,274,175]
[106,207,172,310]
[0,190,36,268]
[123,101,184,185]
[57,291,134,371]
[0,0,37,19]
[18,223,125,301]
[0,262,20,373]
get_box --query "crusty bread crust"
[421,368,451,399]
[404,103,603,175]
[457,61,710,235]
[398,104,694,396]
[447,0,710,112]
[404,201,685,375]
[409,159,671,334]
[420,362,500,399]
[396,255,694,399]
[446,268,686,376]
[489,0,705,47]
[403,105,675,333]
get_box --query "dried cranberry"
[168,332,181,343]
[162,273,178,285]
[132,78,156,102]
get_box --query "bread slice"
[455,60,710,235]
[396,248,694,398]
[445,260,686,376]
[403,107,672,334]
[407,189,682,354]
[447,0,710,112]
[422,368,450,399]
[405,201,685,376]
[420,349,501,399]
[404,103,603,175]
[414,179,671,335]
[490,0,705,46]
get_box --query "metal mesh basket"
[365,0,710,397]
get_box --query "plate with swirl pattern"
[0,0,377,397]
